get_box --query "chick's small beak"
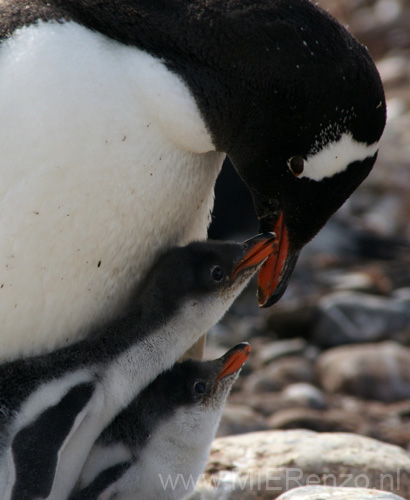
[214,343,251,388]
[231,233,277,281]
[257,213,300,308]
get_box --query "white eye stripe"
[298,133,379,182]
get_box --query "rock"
[328,270,384,292]
[256,339,307,365]
[208,314,266,348]
[316,341,410,402]
[191,430,410,499]
[228,384,326,418]
[320,267,391,294]
[280,383,326,409]
[387,97,409,120]
[267,407,361,433]
[243,356,314,393]
[312,291,410,347]
[228,391,313,417]
[319,395,410,449]
[276,485,406,500]
[217,404,268,437]
[265,301,318,339]
[362,194,402,236]
[377,55,410,88]
[393,287,410,307]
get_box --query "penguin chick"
[72,343,251,500]
[0,234,273,500]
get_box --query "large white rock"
[277,485,406,499]
[190,430,410,499]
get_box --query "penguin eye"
[211,265,225,282]
[288,156,304,176]
[194,381,206,394]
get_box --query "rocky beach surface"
[195,0,410,498]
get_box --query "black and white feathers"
[0,236,274,500]
[72,343,251,500]
[0,0,385,360]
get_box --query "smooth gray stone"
[313,291,410,347]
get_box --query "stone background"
[199,1,410,498]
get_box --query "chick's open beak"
[232,233,277,281]
[214,343,251,387]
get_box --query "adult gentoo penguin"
[0,235,273,500]
[0,0,386,360]
[72,343,251,500]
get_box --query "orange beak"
[257,213,300,308]
[231,233,277,282]
[214,343,251,387]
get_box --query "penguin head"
[158,342,250,409]
[81,0,385,308]
[139,233,276,329]
[226,44,385,307]
[157,0,386,307]
[150,343,251,446]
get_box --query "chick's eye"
[211,265,225,282]
[288,156,304,176]
[194,381,206,394]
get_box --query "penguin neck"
[99,293,224,408]
[133,404,223,499]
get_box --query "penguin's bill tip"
[214,343,251,387]
[257,214,300,308]
[231,233,277,281]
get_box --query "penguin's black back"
[0,0,384,150]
